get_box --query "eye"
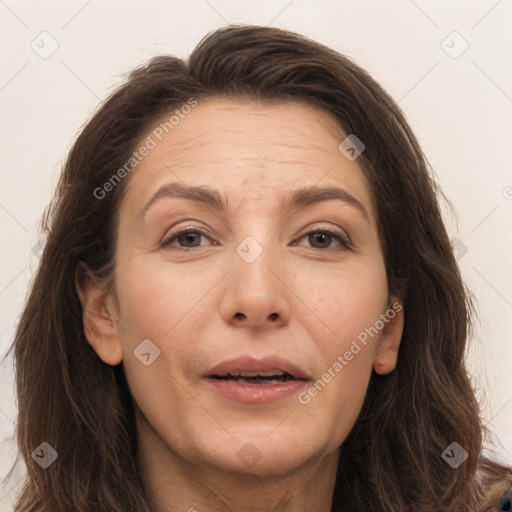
[160,226,352,251]
[161,227,215,249]
[292,227,352,251]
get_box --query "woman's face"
[80,98,403,478]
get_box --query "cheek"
[303,260,387,345]
[299,262,386,411]
[113,256,220,387]
[114,256,212,341]
[113,259,208,422]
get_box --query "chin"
[199,433,328,477]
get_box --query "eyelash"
[160,226,352,251]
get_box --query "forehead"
[121,97,376,221]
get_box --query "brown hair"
[3,24,511,511]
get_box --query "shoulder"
[485,487,511,511]
[477,456,512,511]
[481,466,512,512]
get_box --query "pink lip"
[204,378,308,404]
[205,355,311,380]
[203,355,311,405]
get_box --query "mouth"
[203,355,311,404]
[208,369,299,385]
[205,355,311,383]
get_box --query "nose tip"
[220,249,291,328]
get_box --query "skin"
[77,98,404,511]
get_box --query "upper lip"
[205,355,312,380]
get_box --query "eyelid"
[295,225,352,250]
[160,225,213,248]
[161,223,352,251]
[297,223,351,244]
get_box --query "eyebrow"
[136,181,369,222]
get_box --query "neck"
[135,409,339,512]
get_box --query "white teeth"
[214,369,290,378]
[256,370,286,377]
[234,369,286,377]
[240,370,259,377]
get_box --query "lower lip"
[204,378,308,404]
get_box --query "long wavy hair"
[3,24,511,511]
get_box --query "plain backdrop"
[1,1,511,509]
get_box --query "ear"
[373,295,404,375]
[75,263,123,366]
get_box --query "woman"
[3,24,512,511]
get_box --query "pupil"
[181,233,199,247]
[312,232,329,248]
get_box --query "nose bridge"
[234,228,282,292]
[220,224,291,327]
[231,207,282,265]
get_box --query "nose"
[219,237,292,329]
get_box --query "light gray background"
[1,1,511,510]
